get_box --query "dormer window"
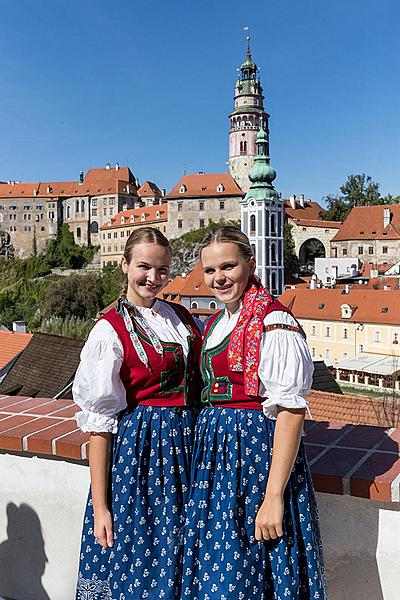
[340,303,353,319]
[141,213,145,222]
[179,185,187,194]
[121,217,125,224]
[156,211,160,219]
[217,183,225,193]
[130,215,135,223]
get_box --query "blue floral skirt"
[182,407,327,600]
[76,406,197,600]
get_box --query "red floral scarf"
[227,275,273,396]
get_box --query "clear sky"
[1,0,399,203]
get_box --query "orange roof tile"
[307,390,399,428]
[283,200,324,220]
[137,181,162,197]
[0,166,138,199]
[332,204,400,241]
[0,331,33,369]
[279,287,400,325]
[292,218,341,229]
[101,205,168,230]
[162,263,214,298]
[166,173,243,199]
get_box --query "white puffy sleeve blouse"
[72,300,192,434]
[205,308,314,419]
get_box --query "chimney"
[79,170,84,184]
[310,274,317,289]
[115,162,119,171]
[105,163,111,170]
[344,284,351,294]
[299,194,305,208]
[13,321,27,333]
[162,188,166,197]
[289,194,296,210]
[33,187,38,196]
[46,185,51,194]
[383,207,391,228]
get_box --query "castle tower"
[240,121,284,296]
[228,38,269,193]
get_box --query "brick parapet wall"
[0,394,399,502]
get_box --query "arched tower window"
[251,243,256,257]
[66,205,70,219]
[209,301,217,309]
[76,227,81,238]
[81,199,85,213]
[191,301,198,309]
[271,214,276,235]
[90,221,98,234]
[250,215,256,234]
[271,272,277,293]
[271,242,277,264]
[76,199,79,213]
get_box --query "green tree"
[42,273,105,320]
[170,219,240,277]
[39,315,94,340]
[45,224,97,268]
[322,173,383,221]
[284,222,300,275]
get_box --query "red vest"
[201,300,293,410]
[102,302,202,409]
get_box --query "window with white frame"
[374,331,380,342]
[311,325,316,336]
[325,326,330,337]
[209,301,217,309]
[179,185,186,193]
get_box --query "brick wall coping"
[0,395,399,503]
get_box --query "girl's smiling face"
[201,242,255,314]
[121,242,171,307]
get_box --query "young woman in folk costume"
[182,227,327,600]
[73,227,202,600]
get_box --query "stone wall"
[167,195,241,240]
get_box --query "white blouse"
[72,300,192,434]
[205,308,314,419]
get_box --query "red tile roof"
[307,390,399,428]
[137,181,162,197]
[360,262,394,276]
[162,263,214,299]
[101,205,168,230]
[283,200,325,220]
[332,204,400,241]
[0,331,33,369]
[166,173,243,199]
[279,286,400,325]
[292,218,341,229]
[0,166,138,199]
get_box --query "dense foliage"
[322,173,399,222]
[170,219,240,277]
[283,222,300,275]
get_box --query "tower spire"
[228,39,269,193]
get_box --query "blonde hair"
[121,227,171,297]
[198,226,254,262]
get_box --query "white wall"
[0,453,399,600]
[0,452,89,600]
[317,492,400,600]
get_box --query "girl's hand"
[93,508,114,548]
[254,493,284,541]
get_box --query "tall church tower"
[228,38,269,193]
[240,121,284,296]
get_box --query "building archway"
[299,238,326,272]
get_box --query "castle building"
[100,204,168,267]
[240,121,284,295]
[228,38,269,193]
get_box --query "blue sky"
[1,0,399,203]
